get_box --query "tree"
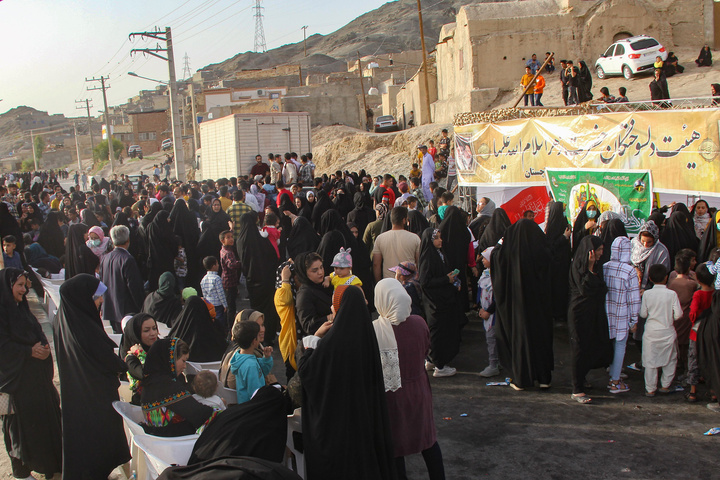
[21,158,35,172]
[33,136,45,160]
[93,138,124,162]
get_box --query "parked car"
[595,35,668,80]
[374,115,400,133]
[161,138,173,151]
[128,145,143,159]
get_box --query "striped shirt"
[201,271,227,308]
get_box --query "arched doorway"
[613,31,633,42]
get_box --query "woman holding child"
[140,337,218,437]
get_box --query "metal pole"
[302,26,308,57]
[73,121,82,172]
[357,52,368,130]
[190,87,199,155]
[99,77,115,175]
[30,129,38,171]
[416,0,432,125]
[513,52,554,109]
[85,100,95,151]
[166,27,185,181]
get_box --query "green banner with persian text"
[545,168,652,235]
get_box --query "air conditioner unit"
[257,89,266,96]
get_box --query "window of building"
[139,132,156,141]
[459,49,464,70]
[270,92,280,99]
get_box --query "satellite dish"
[368,62,380,69]
[368,87,379,96]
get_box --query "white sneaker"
[425,360,435,371]
[479,365,500,377]
[433,366,457,377]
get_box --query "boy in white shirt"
[640,264,683,396]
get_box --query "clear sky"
[0,0,391,117]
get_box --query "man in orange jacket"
[534,72,546,107]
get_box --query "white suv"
[595,35,668,80]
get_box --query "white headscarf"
[373,278,412,392]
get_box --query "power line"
[142,0,197,30]
[174,0,248,41]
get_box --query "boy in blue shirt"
[230,321,273,404]
[2,235,23,269]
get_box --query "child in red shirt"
[261,212,281,259]
[686,263,715,401]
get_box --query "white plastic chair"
[185,361,222,376]
[118,380,133,403]
[216,380,237,406]
[133,432,199,480]
[112,401,145,474]
[108,333,122,347]
[286,408,305,479]
[103,319,114,335]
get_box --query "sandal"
[645,390,656,397]
[571,393,592,404]
[685,391,699,403]
[608,380,630,394]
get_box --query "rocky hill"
[201,0,502,77]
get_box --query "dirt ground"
[6,292,720,480]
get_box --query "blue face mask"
[586,210,597,219]
[92,239,101,247]
[717,222,720,232]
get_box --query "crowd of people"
[519,45,717,107]
[2,147,720,479]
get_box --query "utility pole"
[86,75,115,175]
[190,86,199,157]
[76,99,95,151]
[302,26,308,57]
[357,52,369,131]
[129,27,185,180]
[416,0,432,125]
[30,129,38,171]
[73,121,82,172]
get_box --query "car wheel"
[622,65,633,80]
[596,66,605,79]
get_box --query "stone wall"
[282,83,365,129]
[433,0,708,114]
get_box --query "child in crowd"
[2,235,23,269]
[686,263,715,402]
[174,236,188,290]
[617,87,629,103]
[389,261,423,317]
[201,256,228,331]
[86,226,111,261]
[229,321,273,404]
[409,163,421,179]
[604,236,641,393]
[261,212,281,259]
[667,250,698,379]
[324,247,363,291]
[219,231,241,326]
[192,370,226,411]
[640,264,683,396]
[704,248,720,290]
[478,247,500,377]
[28,219,40,243]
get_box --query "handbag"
[0,392,14,416]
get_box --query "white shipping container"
[197,112,311,180]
